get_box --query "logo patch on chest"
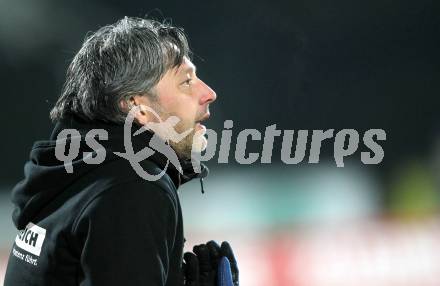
[15,222,46,256]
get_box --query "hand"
[182,241,239,286]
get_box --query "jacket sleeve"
[72,180,178,286]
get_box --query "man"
[4,17,238,286]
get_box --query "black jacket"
[4,116,207,286]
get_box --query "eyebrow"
[177,64,197,76]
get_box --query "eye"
[182,78,193,86]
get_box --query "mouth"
[197,112,210,123]
[195,113,210,133]
[196,112,210,125]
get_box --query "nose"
[199,80,217,105]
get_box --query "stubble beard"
[148,102,206,161]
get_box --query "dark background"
[0,0,438,186]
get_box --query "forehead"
[174,57,196,75]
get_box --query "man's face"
[138,57,217,159]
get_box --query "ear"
[120,95,152,125]
[118,98,131,112]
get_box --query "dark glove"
[181,241,239,286]
[217,256,235,286]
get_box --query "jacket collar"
[50,115,209,189]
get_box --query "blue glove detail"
[217,257,234,286]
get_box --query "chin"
[191,132,208,153]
